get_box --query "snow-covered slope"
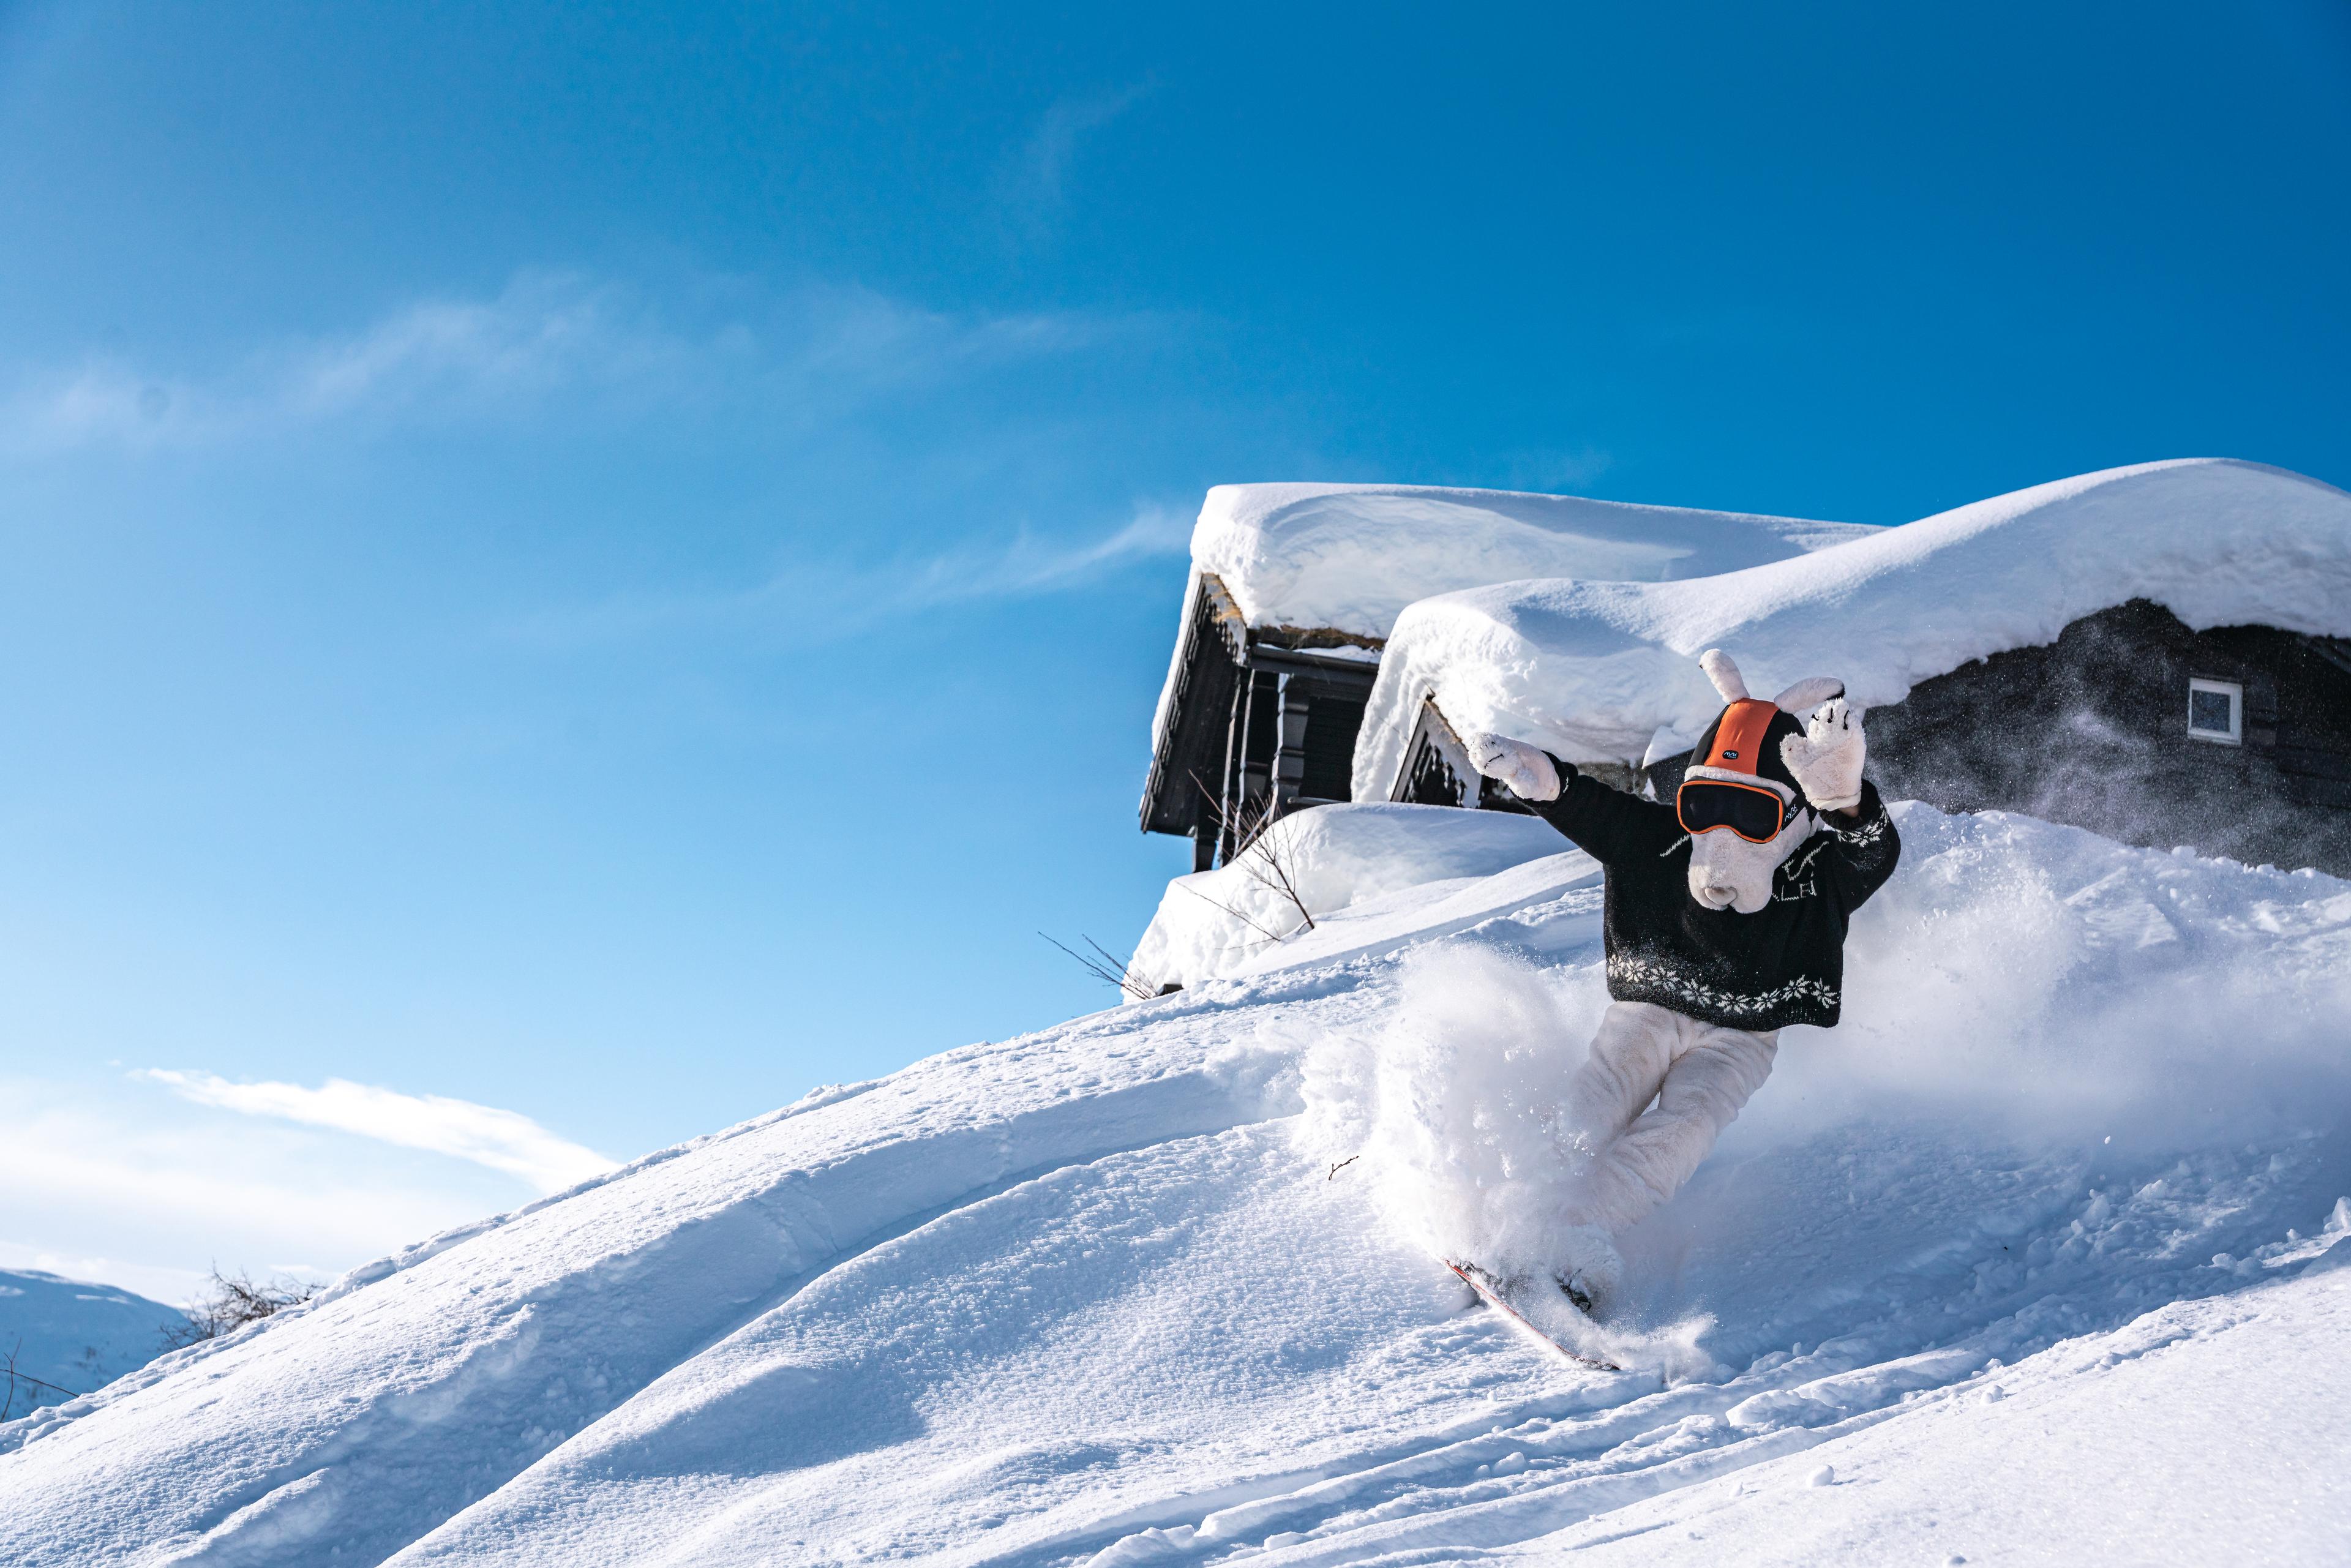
[0,1270,186,1416]
[1124,803,1576,994]
[6,805,2350,1566]
[1191,482,1873,641]
[1353,459,2351,789]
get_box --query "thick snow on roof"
[1193,481,1874,640]
[1355,458,2351,790]
[6,806,2350,1563]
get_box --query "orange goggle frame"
[1676,778,1789,843]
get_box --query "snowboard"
[1445,1259,1621,1372]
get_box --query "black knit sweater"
[1525,760,1902,1031]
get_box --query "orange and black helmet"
[1676,699,1807,842]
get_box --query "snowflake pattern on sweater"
[1603,955,1842,1026]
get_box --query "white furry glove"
[1465,732,1561,803]
[1779,698,1866,811]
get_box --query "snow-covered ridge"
[1191,481,1874,642]
[1354,458,2351,792]
[6,800,2348,1565]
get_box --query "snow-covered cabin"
[1139,482,1870,869]
[1362,459,2351,875]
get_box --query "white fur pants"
[1560,1000,1778,1235]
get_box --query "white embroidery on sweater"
[1607,953,1840,1020]
[1832,809,1891,850]
[1774,837,1831,903]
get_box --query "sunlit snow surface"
[4,805,2349,1566]
[1353,457,2351,787]
[1189,482,1870,640]
[1147,483,1870,763]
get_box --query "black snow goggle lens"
[1676,779,1787,844]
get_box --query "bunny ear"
[1698,648,1750,703]
[1772,676,1845,715]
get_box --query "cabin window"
[2186,677,2242,745]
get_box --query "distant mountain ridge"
[0,1269,187,1416]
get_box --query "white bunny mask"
[1681,649,1844,915]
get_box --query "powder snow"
[4,803,2347,1566]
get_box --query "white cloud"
[0,1075,549,1305]
[0,272,1131,454]
[137,1069,615,1195]
[995,83,1152,249]
[506,497,1194,648]
[890,500,1193,604]
[1026,84,1151,206]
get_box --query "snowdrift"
[1124,802,1575,994]
[1353,459,2351,790]
[1189,482,1873,642]
[6,805,2350,1566]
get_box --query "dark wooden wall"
[1861,601,2351,874]
[1139,574,1248,848]
[1169,588,2351,878]
[1641,602,2351,875]
[1139,573,1377,869]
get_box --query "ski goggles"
[1675,778,1789,844]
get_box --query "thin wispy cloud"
[1027,83,1150,203]
[891,500,1191,604]
[997,82,1152,246]
[2,1073,558,1305]
[507,498,1194,649]
[137,1070,615,1195]
[2,272,1136,454]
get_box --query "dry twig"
[1,1337,83,1421]
[158,1268,319,1351]
[1184,772,1319,940]
[1040,933,1160,1002]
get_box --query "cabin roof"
[1148,482,1875,775]
[1191,481,1872,641]
[1351,459,2351,797]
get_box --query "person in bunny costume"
[1466,648,1902,1315]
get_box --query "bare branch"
[1237,825,1316,932]
[1171,880,1292,945]
[157,1267,319,1352]
[1,1336,84,1420]
[1187,773,1318,936]
[1039,932,1158,1002]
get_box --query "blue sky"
[3,1,2347,1301]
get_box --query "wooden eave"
[1138,571,1384,836]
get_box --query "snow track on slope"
[0,1014,1306,1566]
[5,804,2349,1566]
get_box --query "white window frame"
[2186,677,2243,746]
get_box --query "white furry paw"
[1779,697,1865,811]
[1465,732,1560,802]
